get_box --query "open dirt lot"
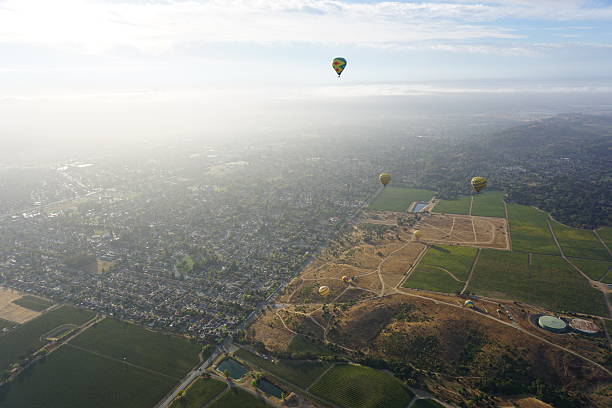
[416,213,509,249]
[0,287,41,323]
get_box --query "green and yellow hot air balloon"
[379,173,391,187]
[332,57,347,77]
[471,176,487,193]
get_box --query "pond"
[256,377,285,398]
[217,358,249,379]
[412,202,429,212]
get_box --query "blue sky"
[1,1,612,149]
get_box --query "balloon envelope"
[379,173,391,186]
[319,286,330,296]
[342,276,350,283]
[332,57,347,76]
[413,230,423,240]
[471,177,487,192]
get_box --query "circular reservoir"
[538,315,567,333]
[569,318,600,335]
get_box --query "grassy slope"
[0,305,95,371]
[0,319,15,330]
[0,346,175,408]
[11,296,54,312]
[507,204,559,255]
[433,196,471,215]
[310,364,414,408]
[570,259,611,281]
[234,348,330,389]
[469,250,608,316]
[209,388,269,408]
[404,245,477,293]
[170,378,227,408]
[471,191,506,218]
[71,318,202,378]
[551,220,610,260]
[369,187,434,212]
[287,335,337,357]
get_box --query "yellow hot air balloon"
[342,275,351,283]
[471,177,487,193]
[413,230,422,241]
[318,286,330,297]
[379,173,391,186]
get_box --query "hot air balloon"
[413,230,422,241]
[332,57,347,77]
[471,177,487,193]
[464,300,475,308]
[342,275,351,283]
[319,286,330,297]
[379,173,391,186]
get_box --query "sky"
[1,0,612,159]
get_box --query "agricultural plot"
[596,227,612,248]
[404,245,477,293]
[170,377,227,408]
[0,346,176,408]
[0,305,95,371]
[309,364,414,408]
[369,187,434,212]
[569,259,611,281]
[0,287,40,323]
[507,204,559,255]
[209,387,269,408]
[416,214,508,250]
[413,399,444,408]
[0,318,14,330]
[433,196,471,215]
[550,221,610,260]
[11,295,54,312]
[234,348,330,389]
[471,191,506,218]
[469,250,608,316]
[71,318,202,378]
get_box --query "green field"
[569,259,611,281]
[71,318,202,378]
[234,348,330,389]
[310,364,414,408]
[0,305,95,371]
[369,187,434,212]
[469,250,608,316]
[471,191,506,218]
[507,204,559,255]
[550,221,610,260]
[413,399,444,408]
[433,196,471,215]
[11,296,54,312]
[170,377,227,408]
[596,227,612,248]
[209,387,269,408]
[0,319,14,330]
[0,346,176,408]
[287,335,336,357]
[403,245,477,293]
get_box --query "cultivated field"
[415,213,509,249]
[433,196,471,215]
[403,245,477,293]
[209,387,269,408]
[0,319,14,330]
[369,187,434,212]
[570,258,611,281]
[309,364,414,408]
[170,377,227,408]
[11,295,54,312]
[550,220,610,260]
[71,318,202,378]
[0,287,41,323]
[468,250,608,316]
[596,227,612,248]
[413,399,445,408]
[0,346,176,408]
[0,305,95,371]
[506,204,559,255]
[471,191,506,218]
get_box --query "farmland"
[209,387,269,408]
[403,245,477,293]
[234,348,331,389]
[0,319,14,330]
[309,364,414,408]
[0,346,176,408]
[550,220,610,260]
[369,187,434,212]
[596,227,612,247]
[506,204,559,255]
[471,191,506,218]
[0,305,95,371]
[170,377,227,408]
[569,259,611,281]
[468,250,608,316]
[11,296,54,312]
[71,318,202,378]
[413,400,445,408]
[433,195,471,215]
[287,335,336,357]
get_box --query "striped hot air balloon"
[471,177,487,193]
[319,286,330,297]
